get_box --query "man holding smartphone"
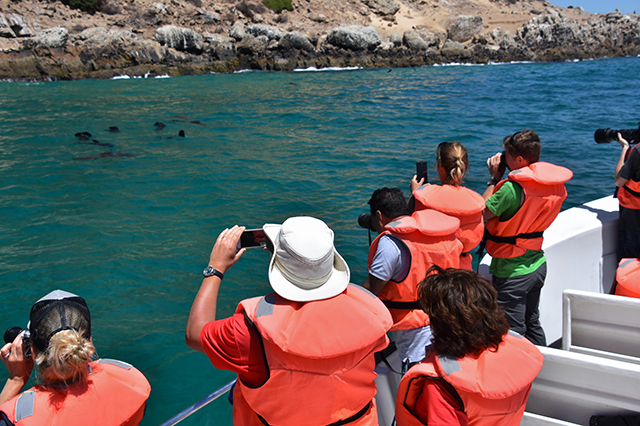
[186,217,392,426]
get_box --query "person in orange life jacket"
[363,188,462,372]
[185,217,393,426]
[614,258,640,298]
[0,290,151,426]
[614,132,640,261]
[483,129,571,346]
[409,141,485,270]
[395,266,543,426]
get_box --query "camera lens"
[4,326,23,344]
[594,128,618,144]
[358,213,374,231]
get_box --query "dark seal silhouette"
[77,139,115,148]
[73,151,134,160]
[74,131,92,141]
[107,126,120,133]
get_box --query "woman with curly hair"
[395,266,543,426]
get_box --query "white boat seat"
[562,289,640,362]
[525,346,640,425]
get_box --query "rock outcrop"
[155,25,203,54]
[0,0,638,80]
[326,25,382,51]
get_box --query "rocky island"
[0,0,638,80]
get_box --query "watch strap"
[203,266,224,280]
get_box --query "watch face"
[203,266,215,276]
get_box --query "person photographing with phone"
[186,218,393,425]
[0,290,151,426]
[410,141,485,270]
[482,129,572,346]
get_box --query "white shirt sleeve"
[369,235,409,282]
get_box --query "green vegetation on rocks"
[262,0,293,13]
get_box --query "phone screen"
[416,161,428,184]
[238,229,266,250]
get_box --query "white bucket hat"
[263,216,350,302]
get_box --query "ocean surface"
[1,56,639,425]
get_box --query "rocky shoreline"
[0,0,639,80]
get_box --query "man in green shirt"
[482,129,570,346]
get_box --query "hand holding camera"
[1,327,35,391]
[487,152,507,183]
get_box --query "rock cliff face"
[0,0,638,80]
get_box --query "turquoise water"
[1,57,639,425]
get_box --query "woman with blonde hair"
[410,141,485,270]
[0,290,150,426]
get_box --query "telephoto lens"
[594,127,640,144]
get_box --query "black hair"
[368,187,409,219]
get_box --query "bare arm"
[185,225,246,353]
[483,152,504,220]
[0,333,34,405]
[615,133,630,187]
[363,274,389,296]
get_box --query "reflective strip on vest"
[436,354,461,376]
[97,358,133,370]
[14,391,36,422]
[256,295,277,318]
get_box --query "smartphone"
[416,161,428,184]
[238,229,266,250]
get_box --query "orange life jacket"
[485,162,572,259]
[395,332,543,426]
[0,359,150,426]
[615,258,640,298]
[413,184,485,270]
[368,209,462,331]
[232,284,393,426]
[618,146,640,210]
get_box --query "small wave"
[293,66,362,72]
[155,74,171,78]
[434,62,483,67]
[112,75,131,79]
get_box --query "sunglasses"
[507,132,525,159]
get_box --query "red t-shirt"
[413,380,469,426]
[200,313,268,387]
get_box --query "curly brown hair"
[418,265,509,359]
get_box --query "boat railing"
[158,379,237,426]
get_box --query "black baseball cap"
[28,290,91,353]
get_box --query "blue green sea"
[1,56,639,425]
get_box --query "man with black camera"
[614,132,640,260]
[483,129,572,346]
[363,187,462,371]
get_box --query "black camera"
[358,213,376,231]
[594,126,640,144]
[498,151,508,175]
[4,327,32,359]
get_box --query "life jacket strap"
[622,184,640,198]
[256,401,372,426]
[383,300,421,310]
[483,229,544,245]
